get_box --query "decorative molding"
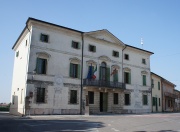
[98,55,111,62]
[111,65,120,70]
[123,67,131,72]
[36,52,51,59]
[27,79,54,86]
[86,60,97,65]
[69,57,81,63]
[64,83,81,88]
[141,70,148,75]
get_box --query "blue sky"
[0,0,180,103]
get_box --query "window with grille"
[125,93,130,105]
[36,88,45,103]
[124,54,129,60]
[89,45,96,52]
[113,51,119,57]
[40,34,49,43]
[143,94,148,105]
[70,90,77,104]
[114,93,118,104]
[72,41,80,49]
[88,91,94,104]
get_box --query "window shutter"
[143,75,146,86]
[158,82,160,90]
[78,42,81,49]
[128,72,131,84]
[117,52,119,57]
[71,41,74,48]
[94,46,96,52]
[78,64,81,78]
[106,67,110,81]
[36,58,40,74]
[124,72,126,83]
[69,63,73,77]
[113,72,118,82]
[99,66,102,80]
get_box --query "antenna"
[141,38,143,49]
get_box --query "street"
[0,112,180,132]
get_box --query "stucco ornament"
[54,75,64,86]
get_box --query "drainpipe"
[161,79,163,112]
[80,33,84,115]
[122,45,127,89]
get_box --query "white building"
[10,18,153,115]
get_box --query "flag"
[87,65,93,79]
[111,68,117,76]
[92,65,97,79]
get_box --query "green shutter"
[78,42,81,49]
[94,46,96,52]
[117,52,119,57]
[71,41,74,48]
[113,71,118,82]
[106,67,110,81]
[99,66,102,80]
[69,63,73,77]
[158,82,160,90]
[143,75,146,86]
[128,72,131,84]
[124,72,126,83]
[78,64,81,78]
[36,58,40,74]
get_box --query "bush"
[0,107,9,111]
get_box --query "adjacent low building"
[10,17,154,115]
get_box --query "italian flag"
[92,65,97,79]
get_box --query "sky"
[0,0,180,103]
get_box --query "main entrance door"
[100,92,108,112]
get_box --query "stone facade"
[10,18,153,115]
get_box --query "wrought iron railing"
[83,79,126,89]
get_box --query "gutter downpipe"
[23,25,32,116]
[80,33,84,115]
[122,45,127,89]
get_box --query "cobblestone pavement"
[0,112,180,132]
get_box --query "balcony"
[83,79,126,89]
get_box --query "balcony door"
[101,62,106,81]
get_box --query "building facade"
[10,18,153,115]
[151,72,162,112]
[162,79,176,112]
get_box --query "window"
[70,63,80,78]
[142,59,146,64]
[151,79,154,88]
[70,90,77,104]
[72,41,80,49]
[36,58,47,74]
[40,34,49,43]
[158,82,160,90]
[152,97,156,106]
[16,51,19,57]
[36,88,45,103]
[89,45,96,52]
[142,75,146,86]
[114,93,118,104]
[125,93,130,105]
[88,91,94,104]
[124,54,129,60]
[143,94,148,105]
[26,40,28,46]
[124,72,131,84]
[113,51,119,57]
[159,98,160,106]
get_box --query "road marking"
[111,128,119,131]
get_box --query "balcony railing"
[83,79,126,89]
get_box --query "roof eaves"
[125,44,154,54]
